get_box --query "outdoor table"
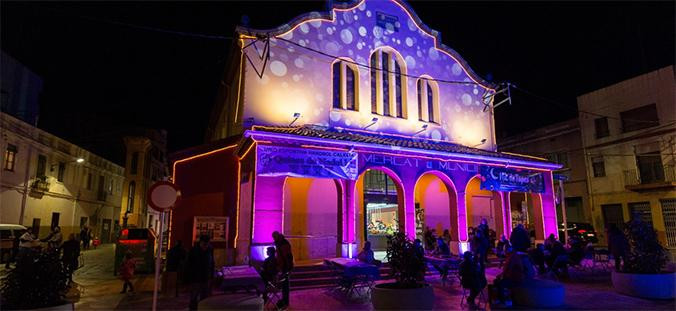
[324,258,380,298]
[218,265,266,295]
[424,255,461,285]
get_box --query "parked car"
[558,222,598,244]
[0,224,27,263]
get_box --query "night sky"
[1,1,673,164]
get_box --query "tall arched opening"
[356,168,404,253]
[509,192,545,241]
[465,176,505,239]
[414,172,458,243]
[283,177,342,262]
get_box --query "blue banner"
[479,166,545,193]
[257,145,358,180]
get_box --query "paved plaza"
[11,244,665,310]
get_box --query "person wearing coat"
[607,224,628,271]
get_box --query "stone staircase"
[289,262,444,290]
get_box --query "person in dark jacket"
[273,231,294,309]
[61,233,80,284]
[166,240,187,297]
[607,224,628,271]
[459,251,487,308]
[509,224,530,252]
[434,236,451,257]
[473,226,490,269]
[80,226,90,250]
[528,243,546,274]
[187,235,214,310]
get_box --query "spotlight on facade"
[472,138,487,148]
[289,112,301,126]
[364,117,379,130]
[76,158,85,164]
[415,124,429,135]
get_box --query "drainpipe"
[19,145,33,226]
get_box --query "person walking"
[166,240,187,297]
[474,226,490,269]
[61,233,81,284]
[119,252,136,294]
[273,231,294,310]
[80,226,90,251]
[187,235,214,310]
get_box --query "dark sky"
[2,1,673,163]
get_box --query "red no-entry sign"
[147,181,181,212]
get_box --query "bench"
[512,279,565,308]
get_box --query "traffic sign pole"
[152,211,165,311]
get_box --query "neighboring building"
[577,65,676,249]
[0,112,124,242]
[119,129,169,231]
[1,50,42,126]
[171,0,561,266]
[499,119,591,226]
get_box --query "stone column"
[341,179,358,258]
[540,171,558,239]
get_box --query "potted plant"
[1,250,73,310]
[611,216,675,299]
[371,232,434,310]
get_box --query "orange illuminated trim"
[239,141,257,160]
[233,40,245,121]
[233,161,241,248]
[502,152,548,161]
[171,144,238,248]
[172,144,238,181]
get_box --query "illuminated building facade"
[172,0,561,265]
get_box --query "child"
[120,252,136,294]
[261,247,279,283]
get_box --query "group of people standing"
[12,226,82,285]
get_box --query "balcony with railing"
[624,165,676,191]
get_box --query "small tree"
[385,232,426,288]
[1,250,69,309]
[623,216,668,274]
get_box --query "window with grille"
[660,199,676,248]
[370,49,406,118]
[628,201,652,226]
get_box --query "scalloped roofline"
[235,0,496,90]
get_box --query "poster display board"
[257,145,358,180]
[193,216,229,246]
[479,166,545,193]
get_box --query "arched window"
[126,181,135,213]
[370,49,406,118]
[416,78,439,123]
[332,60,358,111]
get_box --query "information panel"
[479,166,545,193]
[257,145,358,180]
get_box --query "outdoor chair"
[460,287,487,310]
[263,274,285,311]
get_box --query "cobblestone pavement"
[8,245,670,310]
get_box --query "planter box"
[611,271,675,299]
[371,283,434,310]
